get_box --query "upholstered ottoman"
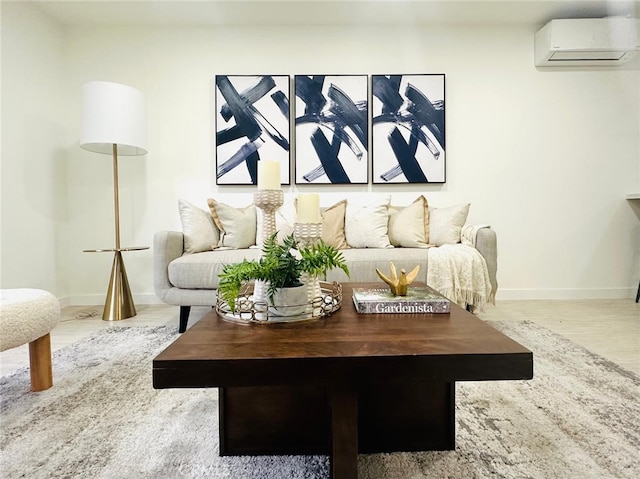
[0,289,60,391]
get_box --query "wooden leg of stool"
[29,333,53,391]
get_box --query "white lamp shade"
[80,81,148,156]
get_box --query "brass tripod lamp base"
[103,250,136,321]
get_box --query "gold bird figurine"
[376,262,420,296]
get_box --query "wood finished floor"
[1,300,638,377]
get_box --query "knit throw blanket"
[427,243,492,311]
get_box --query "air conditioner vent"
[535,17,639,67]
[549,50,629,61]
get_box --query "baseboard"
[63,293,164,306]
[496,287,635,301]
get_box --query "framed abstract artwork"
[294,75,368,184]
[215,75,290,185]
[372,74,446,184]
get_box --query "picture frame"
[372,74,446,184]
[215,75,291,185]
[294,75,368,184]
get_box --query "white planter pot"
[269,285,308,317]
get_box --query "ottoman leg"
[28,333,53,391]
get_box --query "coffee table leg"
[330,386,358,479]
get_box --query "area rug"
[1,321,638,479]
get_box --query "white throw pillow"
[429,203,470,246]
[275,200,297,244]
[178,199,220,254]
[207,199,257,249]
[254,199,297,245]
[345,198,392,248]
[388,195,429,248]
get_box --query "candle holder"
[254,189,284,244]
[253,189,284,318]
[294,222,323,313]
[293,222,322,247]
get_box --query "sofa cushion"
[168,246,430,290]
[169,248,263,289]
[429,203,470,246]
[345,198,391,248]
[324,247,429,284]
[207,199,257,249]
[321,200,348,249]
[178,199,219,254]
[388,195,429,248]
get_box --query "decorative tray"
[215,281,343,325]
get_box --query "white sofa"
[154,196,498,332]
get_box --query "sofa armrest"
[473,227,498,301]
[153,230,185,301]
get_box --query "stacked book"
[352,286,451,314]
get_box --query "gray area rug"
[1,321,638,479]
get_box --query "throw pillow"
[178,199,220,254]
[388,195,429,248]
[321,200,349,249]
[255,199,297,245]
[429,203,470,246]
[207,199,257,249]
[345,199,392,248]
[275,200,297,244]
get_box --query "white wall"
[2,6,639,304]
[1,1,70,297]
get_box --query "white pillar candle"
[257,160,281,190]
[297,193,321,223]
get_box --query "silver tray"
[215,281,343,325]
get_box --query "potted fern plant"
[218,232,349,315]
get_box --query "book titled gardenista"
[352,287,451,314]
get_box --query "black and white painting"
[294,75,368,184]
[215,75,290,185]
[372,74,445,184]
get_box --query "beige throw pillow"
[345,200,392,248]
[207,199,257,249]
[178,199,220,254]
[388,195,429,248]
[321,200,348,249]
[429,203,470,246]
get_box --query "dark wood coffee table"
[153,282,533,479]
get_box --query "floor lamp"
[80,81,148,321]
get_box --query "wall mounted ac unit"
[534,17,639,66]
